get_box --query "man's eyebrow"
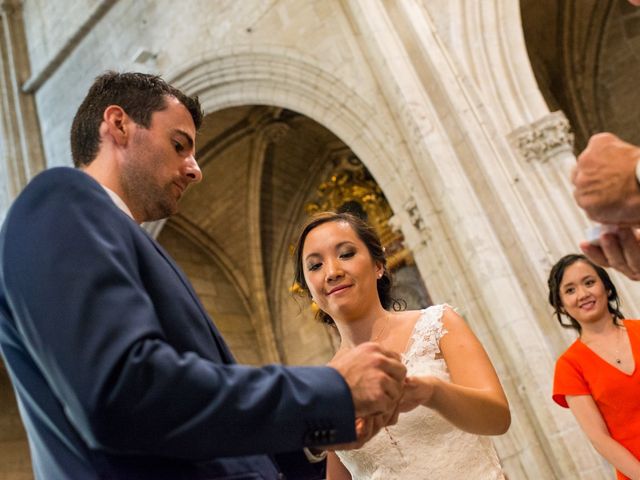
[173,129,194,149]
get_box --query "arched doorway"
[157,105,430,366]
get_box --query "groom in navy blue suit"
[0,72,406,479]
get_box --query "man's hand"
[572,133,640,225]
[580,227,640,281]
[328,342,406,425]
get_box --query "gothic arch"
[164,46,415,218]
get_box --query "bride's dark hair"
[292,211,403,326]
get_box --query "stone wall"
[2,1,638,478]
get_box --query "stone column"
[508,111,589,253]
[0,0,45,221]
[243,119,292,364]
[343,1,609,477]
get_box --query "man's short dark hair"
[70,71,204,167]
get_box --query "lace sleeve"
[404,304,451,361]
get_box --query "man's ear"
[102,105,130,146]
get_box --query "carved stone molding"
[403,197,425,232]
[508,111,574,163]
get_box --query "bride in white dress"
[293,212,510,479]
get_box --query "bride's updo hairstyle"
[292,211,402,326]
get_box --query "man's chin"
[144,205,176,223]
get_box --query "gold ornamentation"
[304,153,413,271]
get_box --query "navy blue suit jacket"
[0,168,355,479]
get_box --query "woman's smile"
[327,284,353,296]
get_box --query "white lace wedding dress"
[336,304,505,479]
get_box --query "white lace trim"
[403,304,451,367]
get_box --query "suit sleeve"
[1,169,355,459]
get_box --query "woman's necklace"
[614,325,624,365]
[583,323,625,365]
[371,314,390,342]
[368,313,407,464]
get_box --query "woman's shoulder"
[403,305,454,337]
[623,319,640,339]
[404,304,470,332]
[555,339,584,365]
[417,304,466,327]
[410,304,456,318]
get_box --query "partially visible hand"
[399,376,437,413]
[580,227,640,281]
[328,342,406,421]
[572,133,640,225]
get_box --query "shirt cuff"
[303,447,328,463]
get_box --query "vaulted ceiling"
[521,0,640,151]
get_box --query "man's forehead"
[157,96,196,132]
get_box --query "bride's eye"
[307,262,322,272]
[339,251,355,259]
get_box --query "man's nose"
[184,155,203,183]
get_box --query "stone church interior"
[1,0,640,478]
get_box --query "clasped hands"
[573,133,640,280]
[327,342,435,451]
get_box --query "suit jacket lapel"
[141,230,236,364]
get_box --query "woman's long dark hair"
[547,254,624,333]
[292,211,403,326]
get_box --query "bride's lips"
[327,285,352,296]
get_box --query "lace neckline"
[402,304,449,363]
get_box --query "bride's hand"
[399,376,437,412]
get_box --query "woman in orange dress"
[550,254,640,480]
